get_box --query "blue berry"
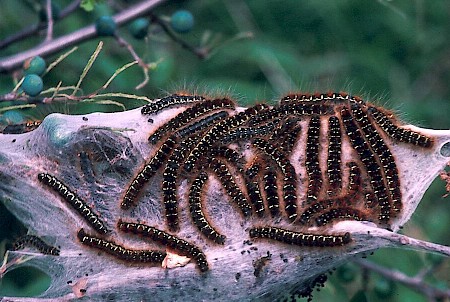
[95,16,116,36]
[2,110,25,124]
[129,18,150,39]
[23,56,46,76]
[170,10,194,33]
[22,74,44,97]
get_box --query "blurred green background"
[0,0,449,301]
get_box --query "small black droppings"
[82,117,88,121]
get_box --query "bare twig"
[114,35,150,89]
[44,0,54,42]
[354,259,450,300]
[0,0,167,74]
[0,0,81,50]
[150,14,209,59]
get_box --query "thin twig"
[0,0,81,50]
[44,0,54,42]
[354,259,450,300]
[150,14,209,59]
[0,0,167,73]
[114,35,150,89]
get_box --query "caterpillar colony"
[31,92,434,275]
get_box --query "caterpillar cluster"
[33,92,433,273]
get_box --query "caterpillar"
[37,173,109,234]
[183,104,269,172]
[161,137,199,231]
[326,116,342,195]
[280,91,365,106]
[222,119,280,143]
[176,110,229,139]
[121,135,177,210]
[245,178,266,217]
[350,103,402,215]
[367,106,433,148]
[189,172,226,244]
[208,146,245,173]
[117,221,209,272]
[148,98,235,144]
[246,161,262,180]
[252,138,298,221]
[77,229,166,263]
[315,207,368,226]
[1,120,42,134]
[249,226,351,247]
[340,107,391,224]
[263,167,280,217]
[13,235,60,256]
[248,103,332,126]
[141,94,206,115]
[276,123,302,155]
[298,197,344,225]
[305,116,323,204]
[208,158,252,217]
[346,161,361,197]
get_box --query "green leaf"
[80,0,102,12]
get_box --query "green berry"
[23,56,47,76]
[39,1,60,21]
[170,10,194,33]
[374,278,396,298]
[95,16,116,36]
[129,18,150,39]
[22,74,44,97]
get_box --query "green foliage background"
[0,0,449,301]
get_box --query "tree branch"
[0,0,167,74]
[0,0,82,50]
[150,14,209,59]
[354,259,450,300]
[44,0,54,42]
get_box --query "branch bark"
[0,0,167,74]
[354,259,450,300]
[0,0,82,50]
